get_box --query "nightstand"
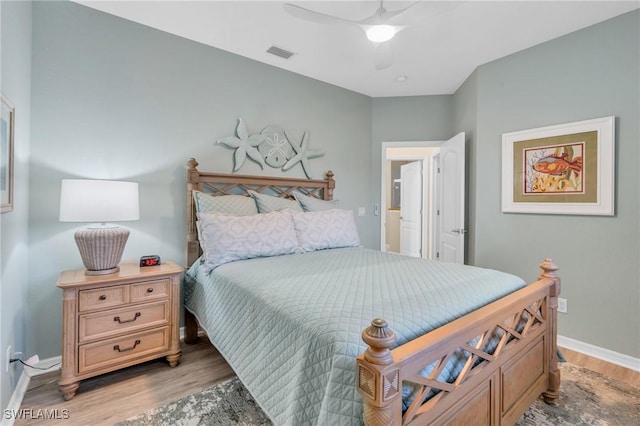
[57,260,183,400]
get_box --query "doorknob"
[450,228,468,234]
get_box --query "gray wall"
[0,0,32,410]
[467,10,639,357]
[29,1,372,358]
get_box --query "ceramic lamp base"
[74,225,129,275]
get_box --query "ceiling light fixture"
[365,25,397,43]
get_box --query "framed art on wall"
[501,116,615,216]
[1,94,15,213]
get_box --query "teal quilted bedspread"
[184,247,525,425]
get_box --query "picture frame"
[1,93,15,213]
[501,116,615,216]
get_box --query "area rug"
[118,363,639,425]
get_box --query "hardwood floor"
[15,340,639,425]
[16,338,234,425]
[560,346,640,387]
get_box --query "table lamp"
[59,179,139,275]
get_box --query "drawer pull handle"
[147,288,154,293]
[114,312,141,324]
[99,295,107,301]
[113,340,141,353]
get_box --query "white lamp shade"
[60,179,140,223]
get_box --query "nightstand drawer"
[79,286,128,312]
[131,279,169,302]
[78,327,170,374]
[78,301,170,343]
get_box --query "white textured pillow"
[248,190,303,213]
[291,209,360,252]
[293,191,339,212]
[198,210,298,272]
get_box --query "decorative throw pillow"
[291,209,360,252]
[247,190,303,213]
[193,191,258,216]
[293,191,339,212]
[198,210,299,272]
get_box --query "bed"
[183,158,561,426]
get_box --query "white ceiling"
[76,1,639,97]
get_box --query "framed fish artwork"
[501,116,615,215]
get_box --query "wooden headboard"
[185,158,335,267]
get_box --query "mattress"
[183,247,525,425]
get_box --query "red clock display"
[140,255,161,267]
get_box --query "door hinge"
[436,252,440,259]
[437,167,441,173]
[437,209,440,216]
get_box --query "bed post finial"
[187,157,199,171]
[539,258,559,280]
[362,318,396,365]
[358,319,400,426]
[325,170,335,200]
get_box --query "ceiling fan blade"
[359,1,421,25]
[382,1,421,22]
[283,3,357,26]
[373,42,393,70]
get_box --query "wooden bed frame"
[184,158,560,426]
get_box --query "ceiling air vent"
[266,45,295,60]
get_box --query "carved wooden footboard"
[357,259,560,426]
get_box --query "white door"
[400,161,422,258]
[438,132,466,263]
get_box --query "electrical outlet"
[5,345,11,373]
[558,298,568,314]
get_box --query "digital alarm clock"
[140,255,161,267]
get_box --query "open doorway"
[381,134,466,263]
[382,143,440,259]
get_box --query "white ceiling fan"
[284,0,420,70]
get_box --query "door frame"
[380,141,444,258]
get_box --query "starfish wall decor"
[217,118,266,172]
[217,117,325,178]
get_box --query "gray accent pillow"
[247,190,303,213]
[193,191,258,216]
[293,191,339,212]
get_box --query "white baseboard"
[1,357,62,426]
[558,335,640,372]
[1,372,30,426]
[25,356,62,377]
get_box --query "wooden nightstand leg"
[59,382,80,401]
[166,351,181,367]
